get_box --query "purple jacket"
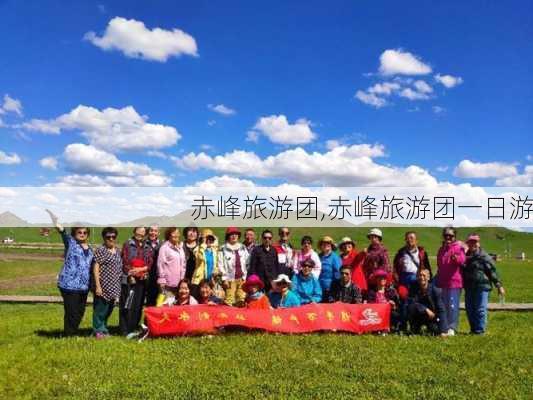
[363,243,391,279]
[436,241,466,289]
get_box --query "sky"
[0,0,532,189]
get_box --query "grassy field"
[0,303,532,399]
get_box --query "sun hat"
[201,228,216,240]
[242,274,265,292]
[338,236,355,248]
[367,228,383,239]
[466,234,480,243]
[273,274,292,286]
[318,235,336,249]
[370,269,388,281]
[225,227,241,237]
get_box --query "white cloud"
[368,82,401,95]
[23,105,180,152]
[527,155,532,161]
[39,156,58,170]
[207,120,216,127]
[435,74,463,88]
[379,49,432,76]
[355,90,387,108]
[436,165,449,172]
[325,140,341,151]
[175,144,439,187]
[0,150,21,165]
[247,115,317,145]
[495,166,533,186]
[453,160,518,178]
[413,80,433,94]
[399,87,430,101]
[207,104,236,116]
[84,17,198,62]
[36,193,59,204]
[1,94,23,116]
[432,106,446,114]
[60,143,171,186]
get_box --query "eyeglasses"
[105,235,117,240]
[444,234,454,238]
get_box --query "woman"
[120,226,153,337]
[269,274,301,308]
[362,228,391,280]
[292,235,321,278]
[366,269,400,332]
[463,234,505,334]
[157,227,187,303]
[243,274,271,309]
[191,229,219,295]
[218,227,249,306]
[318,236,342,301]
[175,279,198,306]
[46,209,94,336]
[183,225,199,281]
[338,237,367,293]
[291,259,322,305]
[197,279,223,305]
[92,227,122,339]
[436,227,466,335]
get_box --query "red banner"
[145,303,390,337]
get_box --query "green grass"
[0,303,531,399]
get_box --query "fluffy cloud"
[60,143,170,186]
[207,104,236,116]
[23,105,180,152]
[435,74,463,88]
[247,115,317,145]
[453,160,518,178]
[39,156,58,170]
[84,17,198,62]
[495,166,533,186]
[355,90,387,108]
[399,87,430,100]
[356,80,432,106]
[1,94,23,116]
[0,150,21,165]
[175,144,439,186]
[379,49,432,76]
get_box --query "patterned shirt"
[57,230,94,292]
[94,245,122,301]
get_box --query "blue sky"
[0,0,532,187]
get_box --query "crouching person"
[408,269,448,336]
[328,266,363,304]
[366,269,400,332]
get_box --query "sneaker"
[95,332,107,340]
[126,331,140,340]
[447,328,455,336]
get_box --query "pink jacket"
[157,240,186,288]
[436,241,466,289]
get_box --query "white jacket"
[218,243,250,281]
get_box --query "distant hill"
[0,211,31,227]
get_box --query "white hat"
[273,274,292,286]
[367,228,383,239]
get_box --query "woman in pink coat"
[436,227,466,335]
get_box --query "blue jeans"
[441,288,461,331]
[465,288,489,334]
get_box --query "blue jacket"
[291,273,322,304]
[269,290,301,308]
[57,230,94,292]
[318,252,341,292]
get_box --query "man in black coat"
[329,266,363,304]
[248,230,279,292]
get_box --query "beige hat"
[318,235,337,250]
[338,236,355,247]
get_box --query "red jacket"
[340,249,367,292]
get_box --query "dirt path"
[0,252,63,261]
[0,274,56,290]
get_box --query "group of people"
[46,210,504,339]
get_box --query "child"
[175,279,198,306]
[243,274,271,309]
[197,279,223,305]
[366,269,400,332]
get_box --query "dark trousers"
[119,281,146,335]
[92,296,115,334]
[145,276,159,307]
[60,288,88,335]
[408,303,439,335]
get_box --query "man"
[249,230,279,292]
[272,227,294,277]
[393,231,432,288]
[408,269,448,336]
[218,227,249,306]
[329,266,362,304]
[145,224,161,306]
[120,226,153,337]
[243,228,257,254]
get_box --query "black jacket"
[249,245,280,289]
[409,282,447,333]
[329,280,363,304]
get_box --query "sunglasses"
[302,264,313,268]
[263,236,273,240]
[444,234,455,238]
[105,235,117,240]
[281,231,290,235]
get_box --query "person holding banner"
[329,266,363,304]
[197,279,223,305]
[45,209,94,336]
[175,279,198,305]
[269,274,301,308]
[366,269,400,332]
[318,236,342,302]
[218,227,249,307]
[243,274,271,309]
[291,259,322,304]
[157,227,187,305]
